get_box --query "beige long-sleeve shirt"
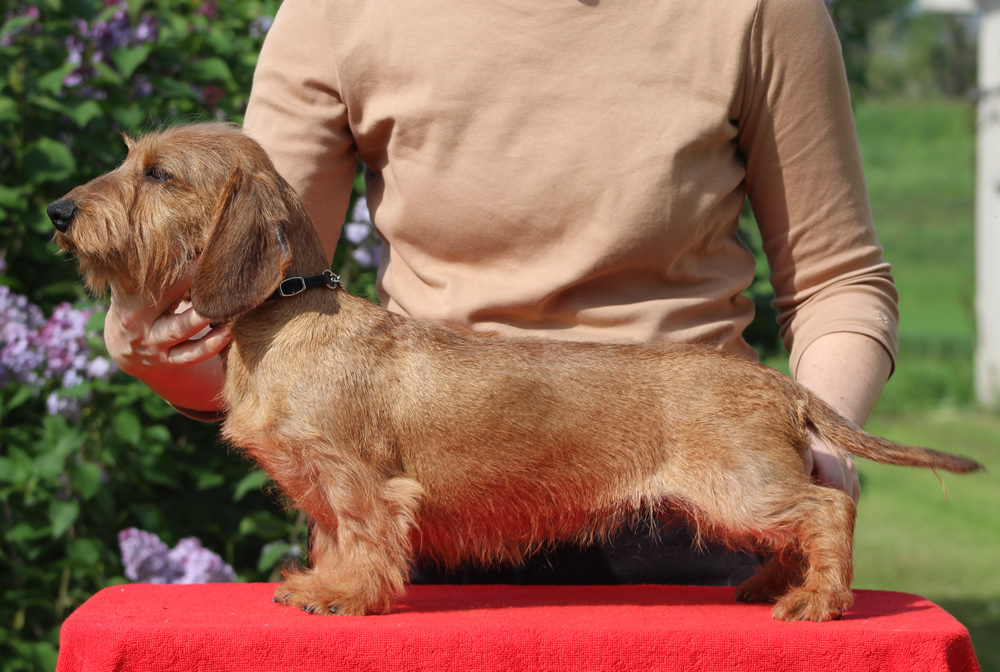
[244,0,898,375]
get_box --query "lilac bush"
[119,529,237,584]
[1,3,312,668]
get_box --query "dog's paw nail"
[329,605,339,615]
[301,605,315,614]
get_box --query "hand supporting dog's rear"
[794,331,895,506]
[806,437,860,505]
[105,272,230,413]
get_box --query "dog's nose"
[47,199,78,233]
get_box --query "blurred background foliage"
[0,0,990,670]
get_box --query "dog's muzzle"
[48,199,78,233]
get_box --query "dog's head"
[49,122,305,321]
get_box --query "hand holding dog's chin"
[105,275,230,413]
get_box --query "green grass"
[846,99,1000,670]
[855,411,998,671]
[856,99,978,411]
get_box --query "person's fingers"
[166,324,232,366]
[151,305,215,346]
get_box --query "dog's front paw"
[771,586,852,622]
[273,570,388,616]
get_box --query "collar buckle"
[277,276,307,297]
[269,270,342,301]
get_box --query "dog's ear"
[190,168,293,322]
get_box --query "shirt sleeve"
[736,0,899,376]
[243,0,357,263]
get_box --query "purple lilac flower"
[168,538,238,584]
[343,196,382,270]
[0,286,115,415]
[63,1,160,94]
[248,15,273,39]
[119,528,174,583]
[343,222,372,245]
[0,285,47,387]
[352,196,372,225]
[119,529,236,584]
[352,246,382,269]
[46,391,80,419]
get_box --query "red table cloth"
[56,583,979,671]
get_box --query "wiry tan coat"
[50,123,983,622]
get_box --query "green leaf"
[238,510,286,538]
[66,100,104,129]
[49,499,79,538]
[33,641,59,671]
[7,522,50,542]
[113,409,142,446]
[86,311,107,332]
[24,137,77,184]
[0,183,23,208]
[70,463,103,499]
[3,448,33,485]
[152,77,197,100]
[33,452,66,481]
[36,63,77,96]
[112,44,153,79]
[0,15,37,40]
[51,423,87,455]
[92,61,124,87]
[57,382,94,400]
[233,469,269,502]
[113,103,146,132]
[0,96,17,123]
[1,385,34,417]
[28,94,72,117]
[257,541,293,573]
[194,470,225,491]
[66,538,100,566]
[190,57,235,86]
[142,424,172,445]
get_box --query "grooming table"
[56,583,979,671]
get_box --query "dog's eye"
[144,164,171,183]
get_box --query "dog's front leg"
[273,458,424,616]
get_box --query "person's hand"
[104,273,231,411]
[804,434,860,505]
[105,273,230,374]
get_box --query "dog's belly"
[411,476,634,568]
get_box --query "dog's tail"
[803,395,984,474]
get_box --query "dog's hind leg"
[649,463,855,621]
[272,455,424,616]
[721,480,856,621]
[759,486,856,621]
